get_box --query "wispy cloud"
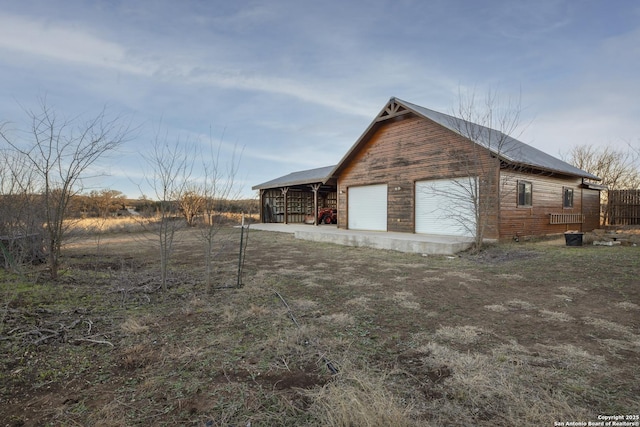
[0,12,375,119]
[1,1,638,198]
[0,14,146,75]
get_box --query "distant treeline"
[69,192,259,218]
[0,192,259,220]
[129,197,258,216]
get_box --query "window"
[563,187,574,208]
[517,180,532,207]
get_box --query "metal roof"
[252,165,335,190]
[254,98,600,191]
[396,98,600,180]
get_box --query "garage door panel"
[348,184,387,231]
[415,179,476,237]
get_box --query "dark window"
[563,187,574,208]
[517,181,532,207]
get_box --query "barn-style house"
[253,97,603,241]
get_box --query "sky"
[1,0,639,199]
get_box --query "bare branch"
[139,128,196,291]
[419,87,526,250]
[0,99,132,278]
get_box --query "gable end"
[376,99,411,122]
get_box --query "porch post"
[259,189,265,223]
[281,187,289,224]
[310,183,321,226]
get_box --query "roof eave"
[252,166,337,190]
[500,158,601,181]
[395,97,602,182]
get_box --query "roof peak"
[340,97,600,181]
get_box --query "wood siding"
[336,115,500,237]
[498,171,595,238]
[582,188,601,230]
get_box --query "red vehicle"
[318,207,337,224]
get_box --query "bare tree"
[141,132,195,291]
[563,144,640,223]
[423,88,525,250]
[179,188,205,227]
[564,144,640,189]
[0,99,131,278]
[198,132,243,289]
[0,148,45,270]
[88,189,127,218]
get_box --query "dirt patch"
[213,365,328,390]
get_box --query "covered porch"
[252,166,337,226]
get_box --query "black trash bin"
[564,232,584,247]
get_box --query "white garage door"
[348,184,387,231]
[415,178,476,237]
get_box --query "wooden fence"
[608,190,640,225]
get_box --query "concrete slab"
[249,223,474,255]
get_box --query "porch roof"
[252,165,336,190]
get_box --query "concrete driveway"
[249,223,475,255]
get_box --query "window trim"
[563,187,574,209]
[517,180,532,207]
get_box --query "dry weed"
[434,325,485,344]
[615,301,640,310]
[505,299,536,310]
[422,276,445,283]
[291,299,318,311]
[119,343,158,369]
[246,303,270,316]
[164,345,203,363]
[421,342,591,425]
[346,277,382,287]
[485,304,509,312]
[391,291,421,310]
[318,313,355,326]
[120,317,150,334]
[445,271,482,282]
[345,296,371,308]
[138,376,161,393]
[582,317,637,338]
[596,338,640,355]
[496,273,524,280]
[532,343,605,370]
[268,324,320,359]
[538,310,574,322]
[558,286,586,295]
[399,301,421,310]
[68,216,150,235]
[222,306,237,323]
[88,400,129,427]
[189,297,206,308]
[301,278,322,288]
[308,367,417,427]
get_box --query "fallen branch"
[33,333,60,345]
[65,319,82,330]
[72,338,114,347]
[273,289,338,375]
[274,290,300,328]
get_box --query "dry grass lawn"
[1,221,639,426]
